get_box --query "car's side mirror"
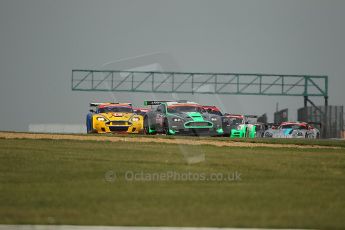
[245,121,249,124]
[89,109,95,113]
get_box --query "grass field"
[1,137,345,229]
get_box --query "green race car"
[222,114,257,138]
[143,101,224,136]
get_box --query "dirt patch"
[0,131,340,149]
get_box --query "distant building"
[274,109,288,124]
[298,106,344,138]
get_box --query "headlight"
[296,131,303,136]
[265,132,273,137]
[211,117,218,121]
[131,117,140,122]
[96,117,106,121]
[172,118,182,122]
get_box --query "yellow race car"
[86,102,144,134]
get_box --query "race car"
[86,102,144,134]
[143,101,224,136]
[133,108,150,116]
[202,106,223,116]
[252,122,268,138]
[222,114,257,138]
[263,121,320,138]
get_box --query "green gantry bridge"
[72,70,328,100]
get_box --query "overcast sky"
[0,0,344,131]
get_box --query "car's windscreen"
[281,124,306,130]
[98,106,133,113]
[167,106,203,113]
[228,118,243,125]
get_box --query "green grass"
[1,138,345,229]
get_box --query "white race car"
[264,122,320,139]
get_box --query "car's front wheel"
[144,116,155,135]
[163,119,171,135]
[86,114,93,134]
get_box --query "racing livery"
[222,114,257,138]
[143,101,224,136]
[264,121,320,138]
[86,102,143,134]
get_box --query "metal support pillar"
[323,96,329,138]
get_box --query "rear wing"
[144,100,195,106]
[202,105,221,111]
[144,101,171,106]
[90,102,132,107]
[244,115,258,118]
